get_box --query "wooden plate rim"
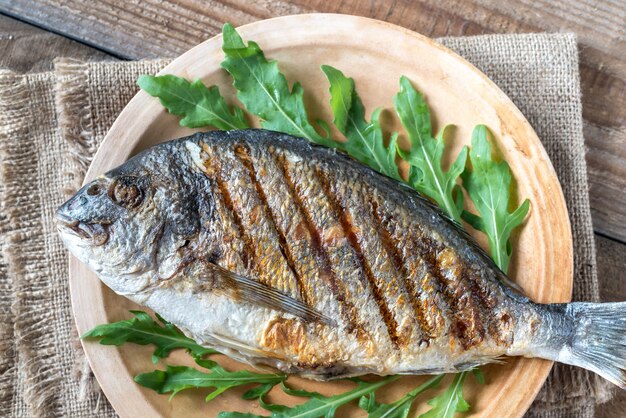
[68,13,574,418]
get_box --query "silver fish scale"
[64,130,626,383]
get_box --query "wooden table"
[0,0,624,415]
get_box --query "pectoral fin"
[201,262,333,325]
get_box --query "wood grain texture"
[0,0,624,243]
[596,235,626,303]
[0,13,110,72]
[585,123,626,238]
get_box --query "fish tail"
[534,302,626,389]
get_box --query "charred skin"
[57,130,544,379]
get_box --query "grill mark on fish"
[412,234,465,343]
[206,143,299,295]
[464,268,498,311]
[315,167,401,349]
[274,152,367,341]
[150,222,167,268]
[202,157,257,279]
[416,234,485,350]
[371,199,433,342]
[374,209,449,339]
[401,225,491,349]
[233,144,308,305]
[462,267,509,346]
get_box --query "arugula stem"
[237,54,315,142]
[441,372,466,416]
[288,376,400,418]
[417,139,459,222]
[161,90,241,130]
[347,114,387,173]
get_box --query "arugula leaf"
[135,364,285,402]
[321,65,401,181]
[218,413,264,418]
[243,382,278,401]
[221,23,334,148]
[471,368,485,385]
[253,381,327,414]
[394,77,467,222]
[137,74,249,130]
[461,125,530,272]
[419,372,470,418]
[82,310,216,363]
[359,374,444,418]
[270,376,399,418]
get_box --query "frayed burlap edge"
[0,70,17,418]
[0,205,14,417]
[54,58,97,193]
[54,59,106,407]
[0,70,62,417]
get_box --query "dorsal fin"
[201,261,334,325]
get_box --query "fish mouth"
[56,212,110,246]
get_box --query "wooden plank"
[596,234,626,303]
[0,13,111,72]
[1,0,624,242]
[585,123,626,238]
[0,0,312,58]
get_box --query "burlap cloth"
[0,33,613,417]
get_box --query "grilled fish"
[56,129,626,387]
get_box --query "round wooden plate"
[69,14,573,418]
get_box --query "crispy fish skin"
[57,129,626,387]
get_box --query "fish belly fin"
[396,357,506,375]
[208,332,282,362]
[496,272,527,296]
[534,302,626,389]
[451,357,507,372]
[200,261,334,325]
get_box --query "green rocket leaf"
[271,376,399,418]
[221,23,334,148]
[82,310,217,363]
[321,65,401,181]
[359,374,444,418]
[419,372,470,418]
[137,74,248,130]
[461,125,530,272]
[135,364,285,402]
[394,76,467,223]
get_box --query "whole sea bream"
[56,129,626,388]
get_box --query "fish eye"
[109,176,144,209]
[86,183,103,196]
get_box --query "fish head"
[56,144,207,296]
